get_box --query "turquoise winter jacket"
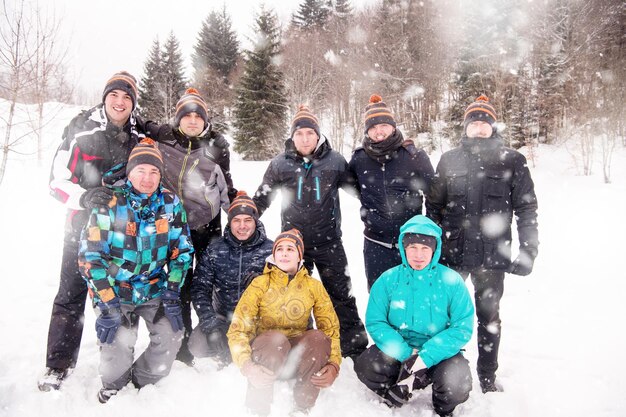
[365,215,474,367]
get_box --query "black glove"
[206,328,231,365]
[80,187,114,210]
[161,289,184,332]
[95,298,122,344]
[397,353,429,388]
[508,249,535,276]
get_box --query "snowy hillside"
[0,101,625,417]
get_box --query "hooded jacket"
[365,215,474,367]
[253,136,356,247]
[426,134,539,270]
[227,261,342,368]
[144,123,231,230]
[191,221,274,333]
[78,180,193,306]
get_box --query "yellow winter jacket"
[227,263,342,368]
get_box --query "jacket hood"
[398,215,442,271]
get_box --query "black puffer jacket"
[348,134,434,246]
[426,135,538,270]
[253,136,356,247]
[191,222,274,333]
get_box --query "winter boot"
[175,336,195,367]
[97,387,119,403]
[37,367,71,391]
[479,375,503,393]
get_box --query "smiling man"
[78,139,193,403]
[188,191,273,366]
[41,71,145,392]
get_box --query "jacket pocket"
[482,239,512,270]
[441,228,464,266]
[482,170,510,213]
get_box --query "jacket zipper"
[177,141,193,204]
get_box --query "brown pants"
[246,329,331,415]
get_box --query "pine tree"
[160,31,187,123]
[292,0,331,31]
[138,33,187,123]
[138,38,164,121]
[193,7,239,81]
[233,6,287,160]
[192,6,240,120]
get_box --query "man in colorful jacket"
[355,215,474,417]
[252,105,367,360]
[40,71,145,391]
[142,87,231,365]
[78,139,193,403]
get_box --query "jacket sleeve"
[49,116,91,210]
[214,164,231,213]
[211,131,238,202]
[311,280,342,366]
[417,271,475,367]
[191,248,221,332]
[226,276,265,367]
[511,153,539,258]
[365,272,414,362]
[425,158,447,224]
[142,119,161,139]
[341,154,360,199]
[414,149,435,193]
[166,199,194,291]
[253,160,280,217]
[78,207,117,303]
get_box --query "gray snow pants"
[96,298,182,390]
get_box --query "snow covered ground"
[1,102,625,417]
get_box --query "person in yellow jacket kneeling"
[227,228,341,416]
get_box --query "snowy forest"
[1,0,624,183]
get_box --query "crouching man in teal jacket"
[354,215,474,417]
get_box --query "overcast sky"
[49,0,376,100]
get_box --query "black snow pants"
[458,268,505,383]
[354,345,472,416]
[302,238,367,358]
[45,211,89,370]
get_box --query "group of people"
[38,70,539,417]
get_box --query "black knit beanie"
[364,94,396,133]
[228,191,259,223]
[125,138,163,176]
[291,105,320,138]
[402,233,437,252]
[102,71,138,110]
[175,88,210,129]
[463,95,497,131]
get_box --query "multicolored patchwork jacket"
[78,180,193,306]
